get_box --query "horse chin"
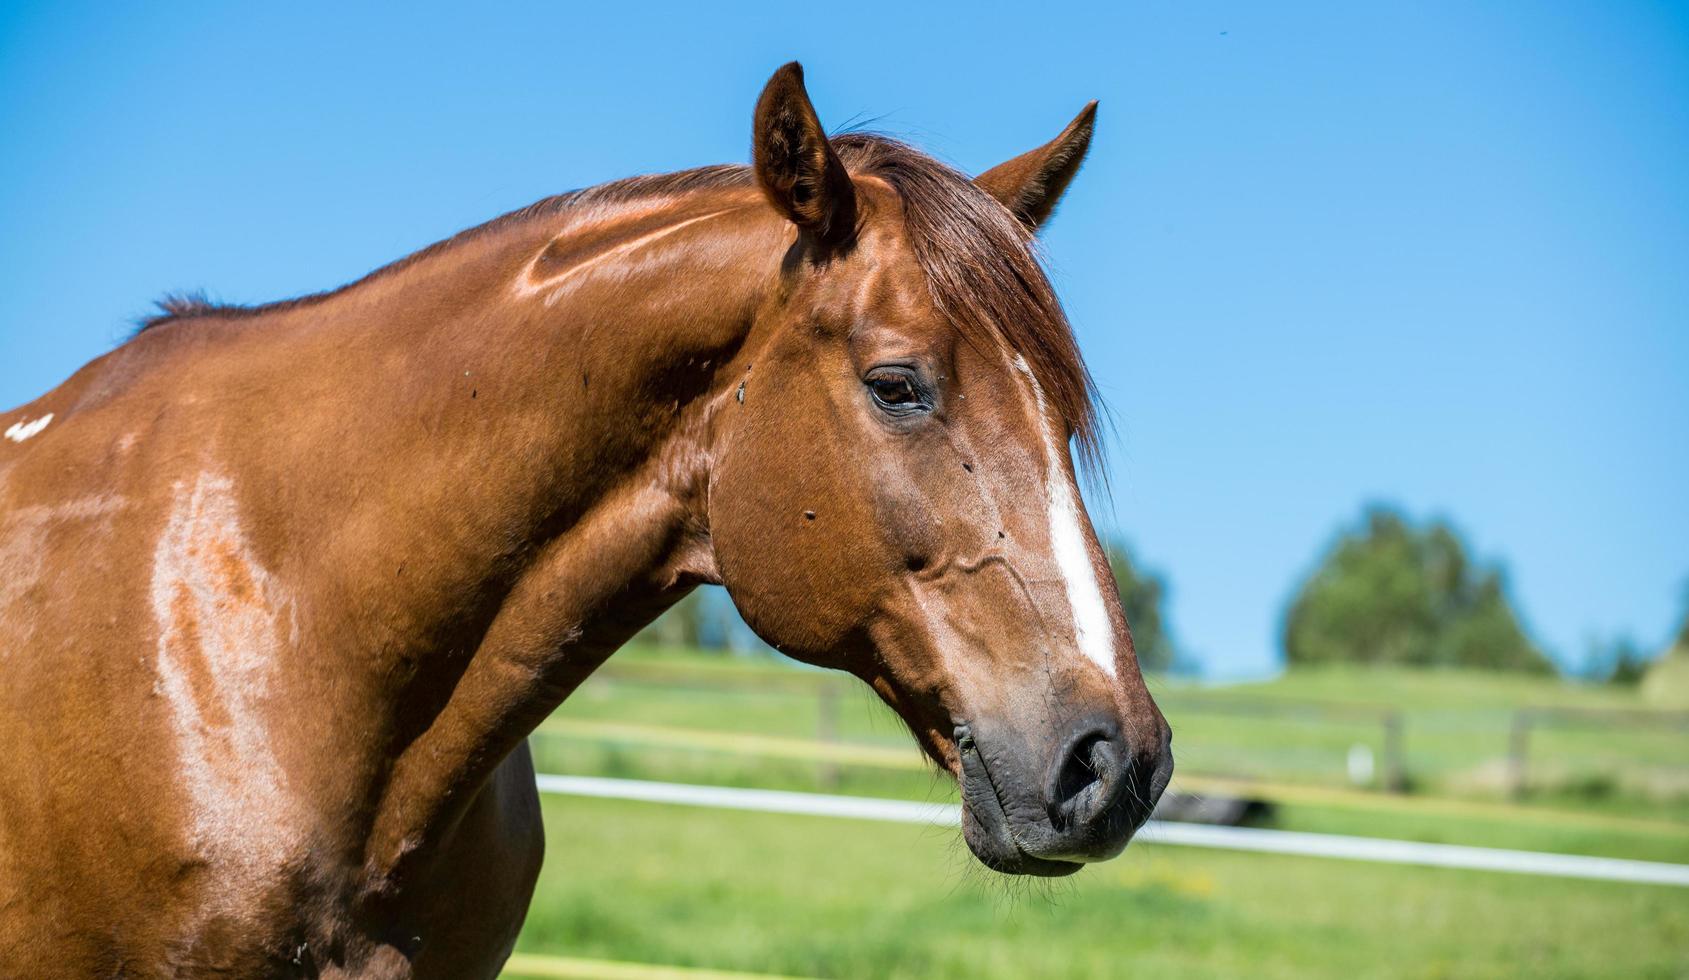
[960,806,1084,878]
[955,724,1084,878]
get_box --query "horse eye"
[870,377,916,404]
[864,366,933,417]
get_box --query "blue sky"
[2,2,1685,679]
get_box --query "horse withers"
[0,63,1171,977]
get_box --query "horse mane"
[136,136,1100,470]
[132,191,595,332]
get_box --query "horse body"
[0,184,770,973]
[0,65,1171,977]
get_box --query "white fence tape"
[534,773,1689,887]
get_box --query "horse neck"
[269,188,783,672]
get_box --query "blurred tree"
[1582,634,1651,685]
[643,589,707,650]
[1641,581,1689,706]
[1606,639,1651,686]
[638,586,778,655]
[1677,580,1689,649]
[1106,541,1179,674]
[1283,506,1552,673]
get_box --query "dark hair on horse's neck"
[137,134,1100,473]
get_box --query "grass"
[508,794,1689,979]
[527,733,1689,863]
[539,646,1689,859]
[508,647,1689,976]
[1156,666,1689,810]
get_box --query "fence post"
[1508,709,1532,800]
[1382,711,1406,793]
[817,680,840,791]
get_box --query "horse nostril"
[1047,729,1126,831]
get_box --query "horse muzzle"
[954,716,1172,876]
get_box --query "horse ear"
[974,101,1098,232]
[752,62,857,247]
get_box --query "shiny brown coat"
[0,64,1169,977]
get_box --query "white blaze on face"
[4,413,53,443]
[150,471,301,875]
[1013,355,1117,680]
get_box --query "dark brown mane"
[132,191,590,332]
[136,137,1098,469]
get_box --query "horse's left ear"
[975,101,1098,232]
[753,62,857,248]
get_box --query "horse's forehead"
[824,213,1039,399]
[819,230,936,333]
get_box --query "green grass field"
[507,795,1686,979]
[505,647,1689,977]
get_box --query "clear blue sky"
[3,2,1685,679]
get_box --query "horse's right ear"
[753,62,857,248]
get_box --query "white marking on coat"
[150,471,302,878]
[4,413,53,443]
[1012,355,1117,680]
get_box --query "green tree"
[1283,506,1552,674]
[1582,634,1651,685]
[1606,638,1651,686]
[643,589,707,650]
[1106,541,1179,674]
[1677,580,1689,650]
[1641,581,1689,705]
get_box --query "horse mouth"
[955,725,1084,878]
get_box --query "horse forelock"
[828,134,1102,478]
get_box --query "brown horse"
[0,63,1170,977]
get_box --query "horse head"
[709,64,1172,875]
